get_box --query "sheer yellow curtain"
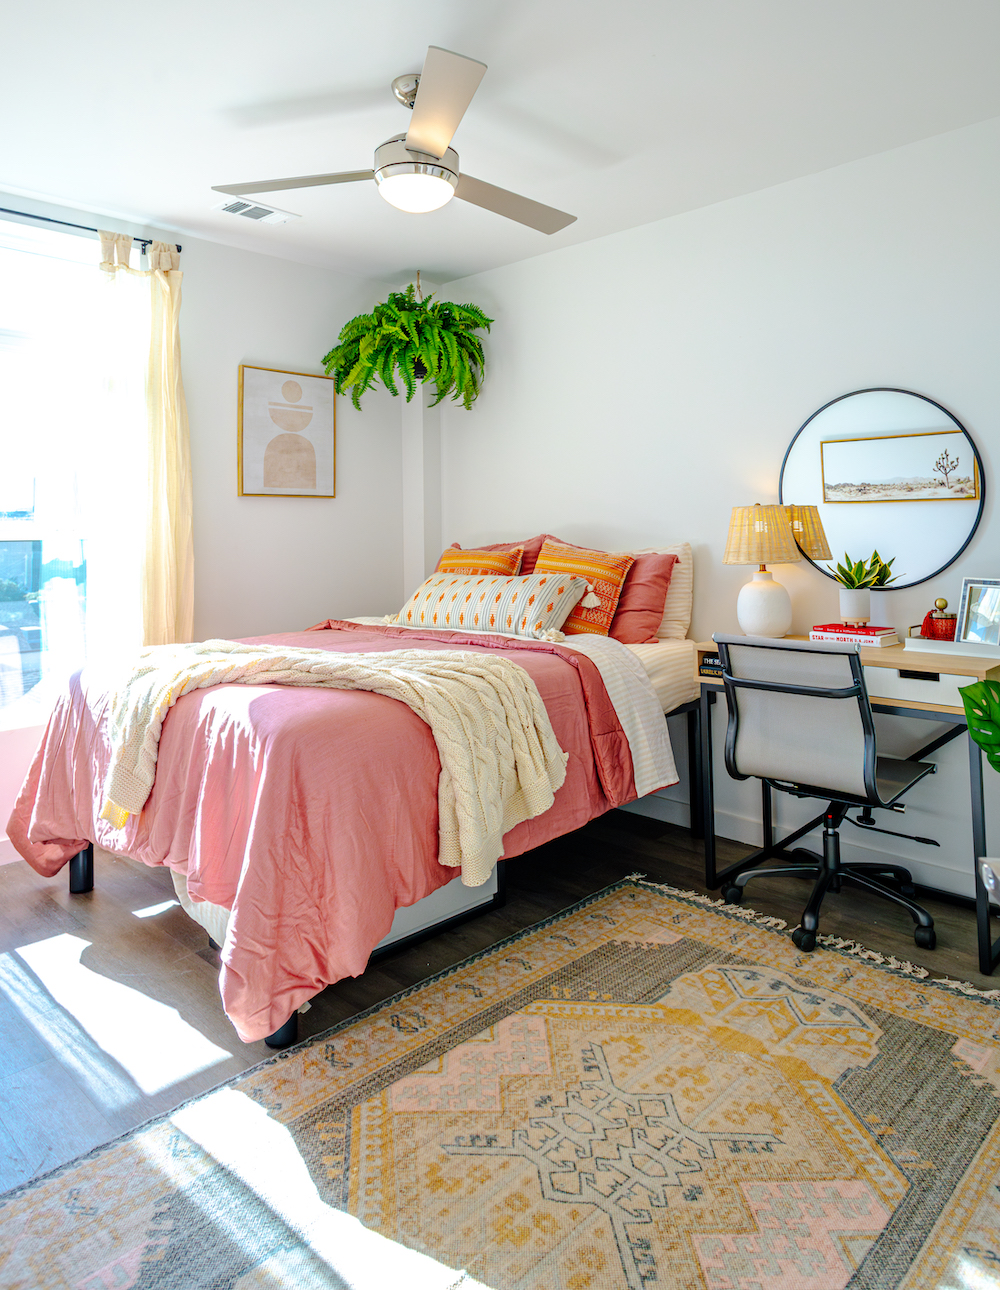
[98,233,193,646]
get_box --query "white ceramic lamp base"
[736,570,792,638]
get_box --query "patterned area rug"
[3,880,1000,1290]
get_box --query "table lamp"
[724,503,802,637]
[784,504,832,563]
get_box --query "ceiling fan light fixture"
[373,135,458,214]
[377,171,456,213]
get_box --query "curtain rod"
[0,205,181,254]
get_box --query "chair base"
[723,849,936,953]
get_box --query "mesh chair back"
[717,636,875,799]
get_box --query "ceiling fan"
[212,46,577,235]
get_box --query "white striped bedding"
[552,633,677,799]
[624,639,699,713]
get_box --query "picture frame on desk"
[956,578,1000,649]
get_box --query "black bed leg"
[68,842,94,894]
[264,1013,299,1049]
[493,860,508,910]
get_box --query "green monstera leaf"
[959,679,1000,773]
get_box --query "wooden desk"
[694,638,1000,974]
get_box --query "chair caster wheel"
[722,885,743,905]
[792,927,816,952]
[914,925,936,950]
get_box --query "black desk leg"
[969,735,1000,974]
[700,688,717,886]
[69,841,94,894]
[762,782,773,850]
[688,708,704,839]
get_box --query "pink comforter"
[8,622,639,1041]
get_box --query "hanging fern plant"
[322,281,493,411]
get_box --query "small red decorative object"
[919,598,957,642]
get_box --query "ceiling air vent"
[212,199,300,225]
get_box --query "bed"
[163,626,700,962]
[8,538,698,1046]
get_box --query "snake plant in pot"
[322,282,493,411]
[829,551,898,624]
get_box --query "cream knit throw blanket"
[97,640,568,886]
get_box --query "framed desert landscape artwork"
[820,428,979,504]
[238,365,335,497]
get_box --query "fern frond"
[321,286,491,410]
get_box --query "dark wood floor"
[0,811,995,1194]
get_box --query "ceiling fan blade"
[212,170,374,196]
[405,46,486,159]
[454,174,577,234]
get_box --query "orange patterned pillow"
[533,540,634,636]
[435,546,523,576]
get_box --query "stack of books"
[699,651,724,678]
[809,623,899,647]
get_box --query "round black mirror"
[779,388,985,590]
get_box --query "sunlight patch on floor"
[0,949,136,1111]
[15,933,231,1094]
[131,899,180,918]
[166,1087,494,1289]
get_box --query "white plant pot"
[736,570,792,638]
[839,587,871,625]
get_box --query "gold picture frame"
[238,364,336,497]
[820,428,980,504]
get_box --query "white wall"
[180,237,402,639]
[438,115,1000,898]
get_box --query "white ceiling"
[5,0,1000,283]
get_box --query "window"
[0,220,147,729]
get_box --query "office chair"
[714,634,938,952]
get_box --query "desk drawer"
[864,665,977,708]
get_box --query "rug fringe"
[625,876,1000,1004]
[630,875,788,929]
[814,933,1000,1000]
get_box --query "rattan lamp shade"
[784,504,832,561]
[723,504,801,567]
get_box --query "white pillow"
[612,542,693,640]
[390,572,592,639]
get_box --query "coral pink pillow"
[447,535,555,575]
[609,552,678,643]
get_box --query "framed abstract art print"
[238,365,336,497]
